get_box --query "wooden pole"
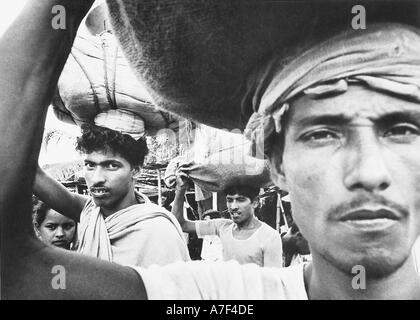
[212,192,218,210]
[276,193,281,232]
[157,169,162,206]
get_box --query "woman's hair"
[32,198,50,228]
[76,124,148,167]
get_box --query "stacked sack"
[53,2,181,136]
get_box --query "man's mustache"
[327,193,409,221]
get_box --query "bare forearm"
[3,240,147,300]
[34,166,86,222]
[0,1,149,300]
[0,0,93,245]
[171,187,196,233]
[172,187,187,224]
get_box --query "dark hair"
[32,199,50,228]
[202,209,222,220]
[161,188,175,206]
[76,124,148,167]
[224,185,260,201]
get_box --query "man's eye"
[84,163,95,170]
[46,224,56,230]
[384,124,419,139]
[301,130,339,142]
[107,163,120,170]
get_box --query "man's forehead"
[287,85,420,127]
[84,150,125,162]
[226,194,248,199]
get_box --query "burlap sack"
[164,153,271,192]
[106,0,420,131]
[165,126,271,192]
[53,3,180,135]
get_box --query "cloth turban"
[243,23,420,158]
[94,109,145,140]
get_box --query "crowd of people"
[32,158,297,269]
[2,0,420,300]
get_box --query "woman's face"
[37,209,76,249]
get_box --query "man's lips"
[338,208,401,222]
[90,187,110,197]
[337,207,404,232]
[230,211,241,218]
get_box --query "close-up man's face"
[271,84,420,278]
[84,150,137,211]
[226,194,256,225]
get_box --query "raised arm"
[171,173,197,234]
[0,0,147,300]
[34,165,87,222]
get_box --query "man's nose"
[343,131,392,192]
[229,201,239,210]
[90,167,106,184]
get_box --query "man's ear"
[269,156,289,193]
[252,198,260,209]
[131,166,140,178]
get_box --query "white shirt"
[201,235,223,261]
[196,218,283,267]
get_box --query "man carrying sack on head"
[33,109,190,268]
[169,160,283,268]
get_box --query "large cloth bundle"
[53,3,180,135]
[106,0,420,131]
[164,153,271,192]
[164,126,271,192]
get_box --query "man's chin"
[92,196,111,207]
[92,198,103,207]
[323,248,410,279]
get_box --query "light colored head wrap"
[243,23,420,157]
[94,109,145,140]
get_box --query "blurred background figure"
[161,188,175,212]
[32,198,77,250]
[282,222,311,267]
[200,210,223,262]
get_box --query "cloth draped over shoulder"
[243,23,420,157]
[77,192,188,265]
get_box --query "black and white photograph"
[1,0,420,305]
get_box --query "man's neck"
[101,190,138,217]
[235,216,261,231]
[306,253,420,300]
